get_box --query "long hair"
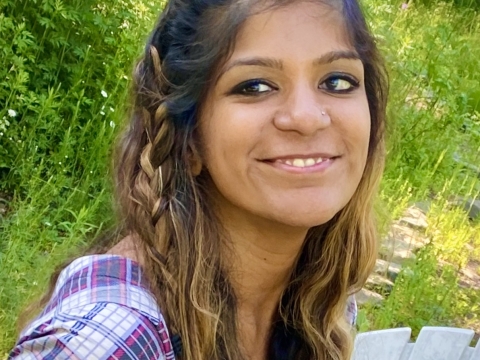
[26,0,388,359]
[116,0,388,358]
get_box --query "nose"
[273,83,330,136]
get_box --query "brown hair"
[24,0,388,359]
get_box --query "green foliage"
[0,0,159,191]
[360,0,480,341]
[367,1,480,199]
[0,0,161,353]
[374,248,459,333]
[0,185,109,351]
[426,201,480,268]
[363,240,480,339]
[375,247,457,334]
[412,0,480,10]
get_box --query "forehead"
[230,1,350,60]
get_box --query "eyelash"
[230,79,277,96]
[229,73,360,97]
[320,73,360,94]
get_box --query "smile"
[275,157,325,168]
[262,154,338,174]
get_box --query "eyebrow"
[315,50,360,65]
[219,57,283,79]
[218,50,361,79]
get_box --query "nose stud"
[321,110,326,116]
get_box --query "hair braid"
[119,43,183,316]
[121,39,239,358]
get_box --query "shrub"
[0,0,161,352]
[0,0,160,193]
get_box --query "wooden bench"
[353,327,480,360]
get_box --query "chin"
[272,210,339,229]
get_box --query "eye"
[320,73,360,93]
[230,79,276,96]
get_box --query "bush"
[414,0,480,9]
[0,0,160,193]
[366,1,480,199]
[0,0,161,352]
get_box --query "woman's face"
[198,1,370,229]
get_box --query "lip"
[261,153,339,174]
[264,153,338,161]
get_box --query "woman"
[10,0,387,359]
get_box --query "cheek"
[199,102,268,168]
[357,115,371,158]
[345,101,371,149]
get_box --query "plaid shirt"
[9,255,175,360]
[10,255,357,360]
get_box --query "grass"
[356,0,480,340]
[0,0,479,356]
[0,0,160,353]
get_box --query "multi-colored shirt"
[9,254,357,359]
[9,255,175,360]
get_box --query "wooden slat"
[460,348,473,360]
[400,343,415,360]
[469,339,480,360]
[406,327,474,360]
[353,327,411,360]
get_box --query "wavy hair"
[26,0,388,359]
[118,0,387,359]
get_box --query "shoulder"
[10,255,175,360]
[106,235,143,264]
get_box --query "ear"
[188,141,203,176]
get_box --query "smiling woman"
[202,4,371,230]
[10,1,387,359]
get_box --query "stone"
[399,206,428,230]
[449,197,480,220]
[366,273,395,293]
[356,288,384,306]
[453,152,480,177]
[374,259,402,281]
[414,201,431,214]
[458,260,480,290]
[464,199,480,220]
[379,223,429,263]
[0,197,7,221]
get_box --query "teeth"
[304,158,316,167]
[293,159,305,167]
[280,157,325,168]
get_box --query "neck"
[218,206,308,358]
[225,223,305,313]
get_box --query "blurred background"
[0,0,479,356]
